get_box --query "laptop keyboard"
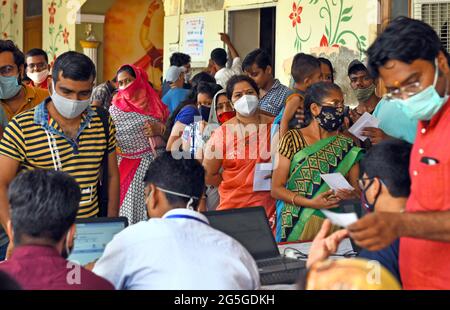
[260,268,304,286]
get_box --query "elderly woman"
[203,75,276,228]
[110,64,169,224]
[271,82,363,243]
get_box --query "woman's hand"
[335,189,359,201]
[144,121,164,138]
[307,190,341,209]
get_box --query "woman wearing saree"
[272,82,363,243]
[110,64,169,224]
[203,75,276,227]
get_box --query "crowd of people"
[0,16,449,290]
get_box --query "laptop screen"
[68,218,128,266]
[204,207,280,260]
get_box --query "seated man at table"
[0,170,114,290]
[306,139,412,284]
[93,152,260,290]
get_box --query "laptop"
[68,217,128,266]
[204,207,306,286]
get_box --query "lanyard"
[165,214,209,225]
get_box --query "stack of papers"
[348,112,380,141]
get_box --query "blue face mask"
[392,59,449,121]
[199,105,211,122]
[0,75,22,100]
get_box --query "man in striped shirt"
[0,51,120,257]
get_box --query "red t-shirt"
[400,98,450,289]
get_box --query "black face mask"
[199,105,211,122]
[360,179,382,212]
[315,106,345,132]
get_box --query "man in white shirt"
[211,33,243,89]
[93,152,260,290]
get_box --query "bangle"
[291,193,299,206]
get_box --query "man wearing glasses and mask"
[25,48,51,90]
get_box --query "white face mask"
[233,95,259,117]
[27,69,49,85]
[51,82,91,119]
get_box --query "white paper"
[253,163,273,192]
[184,17,205,58]
[320,173,355,191]
[348,112,380,141]
[321,210,358,228]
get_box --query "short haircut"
[318,57,335,82]
[211,48,228,67]
[117,65,136,79]
[304,81,342,124]
[291,53,321,83]
[367,16,442,79]
[144,152,205,210]
[348,64,369,77]
[226,75,260,100]
[9,170,81,244]
[0,40,25,69]
[25,48,49,63]
[196,82,222,100]
[360,139,412,198]
[170,52,191,67]
[242,48,272,72]
[191,71,216,90]
[52,51,96,84]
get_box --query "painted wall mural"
[104,0,164,89]
[0,0,23,48]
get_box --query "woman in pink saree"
[110,64,169,224]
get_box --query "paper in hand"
[348,112,380,141]
[253,163,273,192]
[321,210,358,228]
[320,173,355,191]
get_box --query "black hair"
[144,152,205,210]
[191,71,216,90]
[226,75,260,100]
[318,57,335,82]
[304,82,343,124]
[211,48,228,68]
[0,271,21,290]
[367,16,443,79]
[360,139,412,198]
[9,170,81,245]
[52,51,96,84]
[242,48,272,72]
[25,48,49,63]
[196,82,222,101]
[117,65,136,79]
[0,40,25,69]
[291,53,321,83]
[348,64,369,77]
[170,52,191,67]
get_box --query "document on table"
[253,163,273,192]
[321,210,358,228]
[348,112,380,141]
[320,173,355,191]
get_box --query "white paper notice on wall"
[348,112,380,141]
[321,210,358,228]
[253,163,273,192]
[184,17,205,58]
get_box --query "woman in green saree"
[272,82,363,243]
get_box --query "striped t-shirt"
[0,98,117,218]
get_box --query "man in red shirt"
[0,170,114,290]
[347,17,450,289]
[25,48,50,90]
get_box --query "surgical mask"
[185,72,192,84]
[0,75,22,100]
[393,58,449,121]
[146,186,200,211]
[233,95,259,117]
[51,82,91,119]
[360,178,382,213]
[315,106,344,132]
[27,69,49,85]
[199,105,211,122]
[354,83,376,102]
[61,231,74,259]
[218,111,236,124]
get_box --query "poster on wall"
[183,17,205,59]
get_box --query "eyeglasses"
[358,177,386,190]
[384,81,422,100]
[0,65,16,76]
[27,62,48,72]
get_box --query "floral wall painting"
[0,0,22,45]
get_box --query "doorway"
[23,0,43,53]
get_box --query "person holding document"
[272,82,363,243]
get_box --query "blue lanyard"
[165,214,209,225]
